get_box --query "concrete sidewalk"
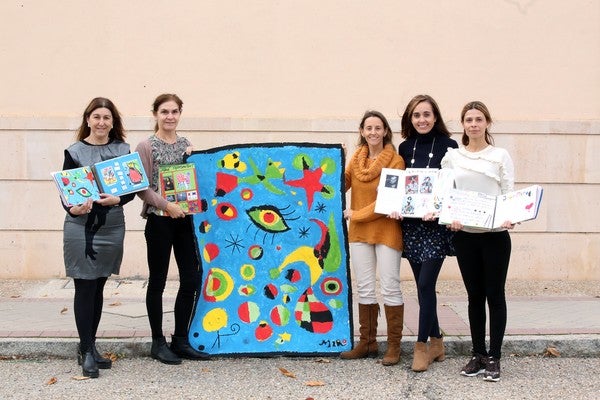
[1,279,599,359]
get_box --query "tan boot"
[382,304,404,366]
[429,336,446,363]
[340,303,379,359]
[411,341,430,372]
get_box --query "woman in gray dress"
[61,97,135,378]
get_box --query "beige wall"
[1,1,598,280]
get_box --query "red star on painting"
[284,160,325,211]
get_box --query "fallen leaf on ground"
[60,307,68,314]
[201,368,210,372]
[71,376,91,381]
[105,352,118,362]
[0,355,23,360]
[10,295,21,298]
[305,381,325,386]
[278,367,296,378]
[108,301,122,307]
[46,377,57,385]
[314,358,331,363]
[544,346,560,357]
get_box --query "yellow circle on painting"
[203,308,228,332]
[240,263,256,280]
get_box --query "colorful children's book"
[51,152,149,207]
[375,168,455,218]
[438,185,544,230]
[158,163,203,215]
[51,166,102,207]
[92,152,149,196]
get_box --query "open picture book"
[375,168,455,218]
[438,185,544,230]
[51,152,149,207]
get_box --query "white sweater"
[441,145,515,232]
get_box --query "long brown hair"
[76,97,125,142]
[152,93,183,132]
[460,101,494,146]
[357,110,394,146]
[400,94,451,139]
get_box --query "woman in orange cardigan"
[340,110,405,366]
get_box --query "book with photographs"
[51,152,149,207]
[158,163,204,215]
[438,185,544,230]
[375,168,455,218]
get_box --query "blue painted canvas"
[186,143,352,356]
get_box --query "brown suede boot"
[411,341,430,371]
[429,336,446,363]
[340,303,379,359]
[381,304,404,366]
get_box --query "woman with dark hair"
[397,95,458,372]
[442,101,515,382]
[136,94,209,364]
[61,97,135,378]
[340,110,406,366]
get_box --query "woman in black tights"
[136,94,209,364]
[397,95,458,372]
[61,97,134,378]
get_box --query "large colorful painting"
[186,143,352,356]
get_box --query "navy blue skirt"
[401,219,455,263]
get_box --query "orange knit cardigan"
[344,143,405,251]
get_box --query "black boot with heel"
[170,335,210,360]
[151,336,182,365]
[78,341,112,369]
[78,347,99,378]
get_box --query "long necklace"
[410,137,436,168]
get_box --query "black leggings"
[144,214,201,339]
[73,277,108,352]
[409,258,444,342]
[453,230,511,359]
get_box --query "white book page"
[375,168,455,218]
[438,188,497,229]
[374,168,405,215]
[492,185,544,228]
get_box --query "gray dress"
[62,140,130,279]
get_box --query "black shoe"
[78,343,112,369]
[460,353,486,377]
[80,350,100,378]
[92,342,113,369]
[151,337,182,365]
[483,356,501,382]
[170,335,210,360]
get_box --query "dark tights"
[73,277,108,352]
[453,230,511,359]
[410,258,444,342]
[144,214,201,339]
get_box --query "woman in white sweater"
[441,101,515,383]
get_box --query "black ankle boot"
[78,343,112,369]
[170,335,210,360]
[79,349,99,378]
[91,342,112,369]
[151,336,182,365]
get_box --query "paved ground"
[0,279,598,399]
[0,278,598,358]
[1,356,599,400]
